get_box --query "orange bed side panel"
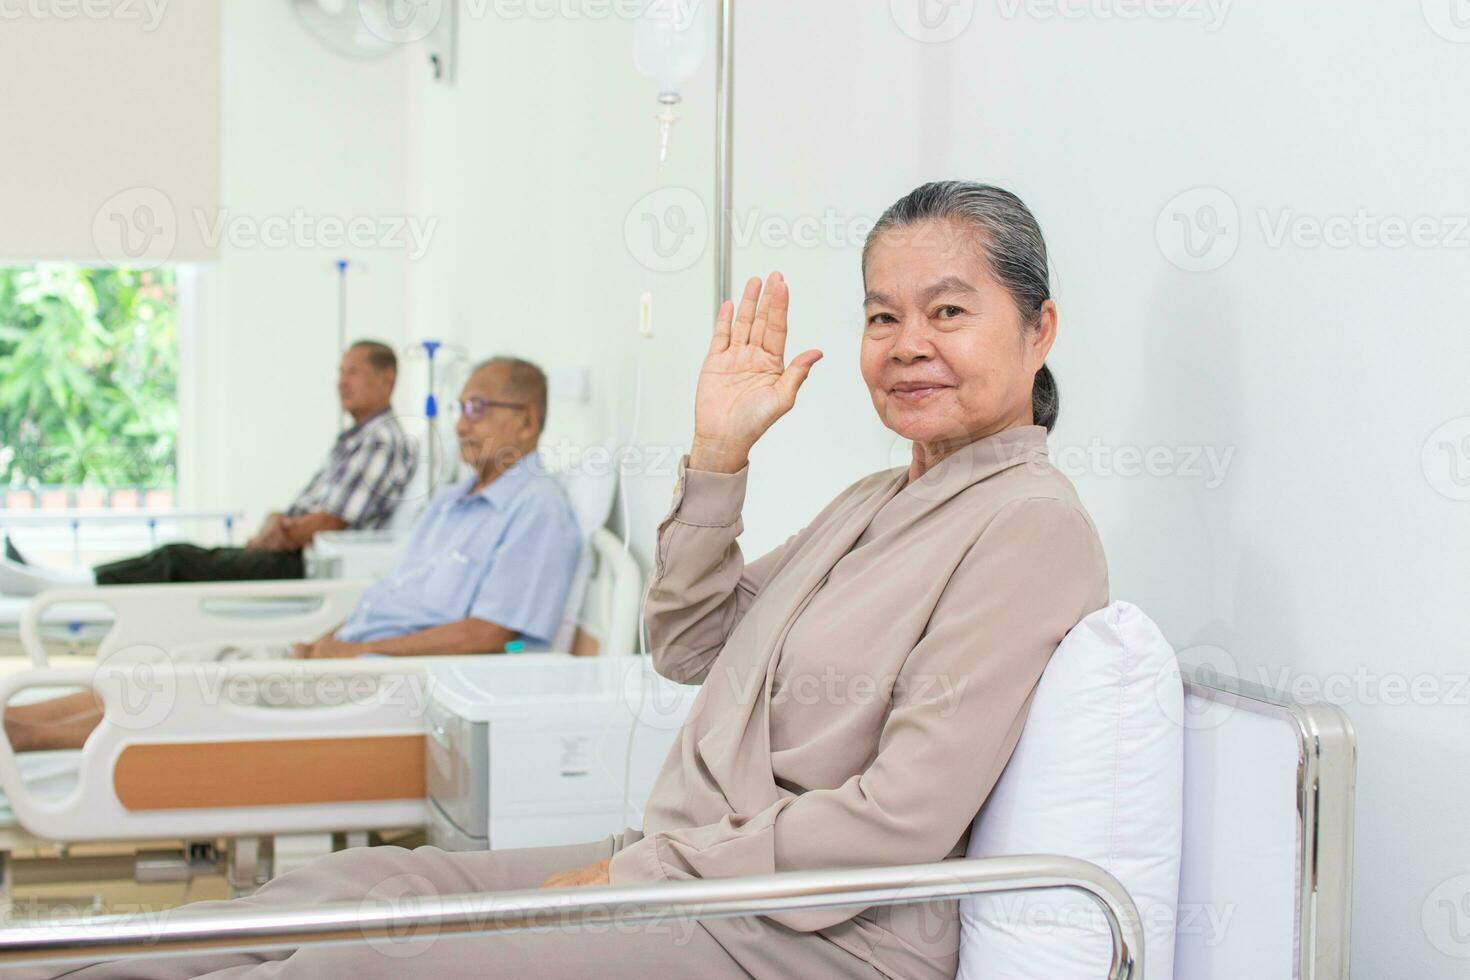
[113,735,427,810]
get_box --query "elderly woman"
[48,181,1107,979]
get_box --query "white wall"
[193,0,415,531]
[408,1,1468,974]
[406,3,719,550]
[911,7,1465,975]
[404,3,924,561]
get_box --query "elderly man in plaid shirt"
[0,340,416,592]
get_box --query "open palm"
[693,273,822,469]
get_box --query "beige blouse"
[608,424,1109,979]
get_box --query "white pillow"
[549,463,617,652]
[554,453,617,539]
[959,601,1184,980]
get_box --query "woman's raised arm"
[688,272,822,473]
[643,274,823,683]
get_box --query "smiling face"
[860,218,1056,461]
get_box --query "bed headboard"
[1176,665,1355,979]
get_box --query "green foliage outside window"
[0,265,178,490]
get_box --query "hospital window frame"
[0,259,202,513]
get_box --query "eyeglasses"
[455,397,528,422]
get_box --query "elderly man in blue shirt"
[3,357,583,752]
[295,355,582,658]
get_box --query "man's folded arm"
[350,617,516,656]
[280,511,350,548]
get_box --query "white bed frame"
[16,527,644,667]
[0,658,1354,978]
[0,660,430,842]
[0,857,1146,975]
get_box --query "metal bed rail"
[0,508,244,560]
[0,856,1142,976]
[1180,665,1356,980]
[18,579,370,667]
[0,509,242,529]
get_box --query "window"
[0,264,179,511]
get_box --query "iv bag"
[632,0,706,102]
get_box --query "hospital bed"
[0,516,644,903]
[0,608,1355,978]
[0,654,688,903]
[0,509,245,649]
[0,508,244,558]
[0,593,333,662]
[0,655,437,902]
[16,526,643,667]
[0,459,621,657]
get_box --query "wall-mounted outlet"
[639,291,655,339]
[547,366,591,404]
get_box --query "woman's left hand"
[540,858,611,889]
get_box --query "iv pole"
[715,0,734,310]
[335,258,350,429]
[421,339,442,498]
[335,259,349,354]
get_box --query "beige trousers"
[23,839,883,979]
